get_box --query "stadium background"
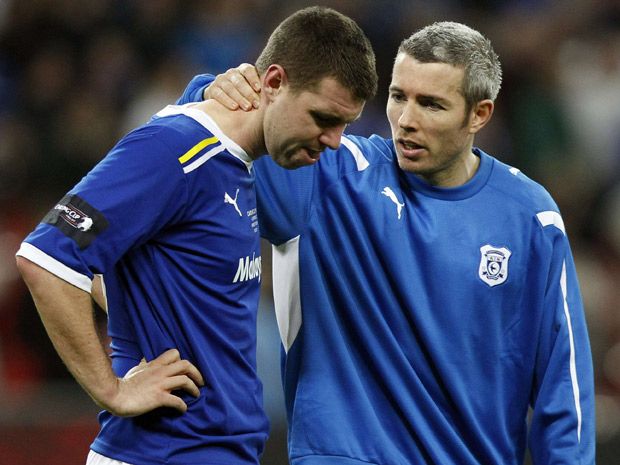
[0,0,619,463]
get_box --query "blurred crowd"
[0,0,619,463]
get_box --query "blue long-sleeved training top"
[17,104,269,465]
[181,75,596,465]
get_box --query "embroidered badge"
[478,245,511,287]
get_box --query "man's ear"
[262,64,288,101]
[469,99,494,134]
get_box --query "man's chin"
[274,150,318,169]
[396,155,425,174]
[271,155,307,170]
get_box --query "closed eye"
[310,111,343,128]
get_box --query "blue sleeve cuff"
[176,74,215,104]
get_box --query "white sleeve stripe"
[536,211,566,234]
[272,236,302,352]
[341,136,369,171]
[537,211,581,440]
[560,261,582,441]
[16,242,92,293]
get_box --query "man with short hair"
[15,7,377,465]
[182,21,595,465]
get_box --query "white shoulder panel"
[341,136,369,171]
[536,211,566,235]
[272,236,302,352]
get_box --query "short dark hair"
[398,22,502,110]
[255,6,377,102]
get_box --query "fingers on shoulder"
[211,84,243,110]
[238,63,261,90]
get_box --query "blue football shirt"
[254,135,595,465]
[178,75,595,465]
[17,104,269,465]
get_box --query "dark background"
[1,0,619,463]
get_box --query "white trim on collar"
[156,104,253,172]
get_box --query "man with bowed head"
[182,21,595,465]
[15,6,377,465]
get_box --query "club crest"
[478,245,511,287]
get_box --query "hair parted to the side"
[398,22,502,110]
[255,6,377,101]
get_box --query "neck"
[193,100,265,160]
[454,149,480,185]
[423,148,480,188]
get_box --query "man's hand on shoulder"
[205,63,261,111]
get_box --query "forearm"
[17,255,205,417]
[16,256,118,409]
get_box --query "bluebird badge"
[478,245,511,287]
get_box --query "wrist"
[89,376,122,413]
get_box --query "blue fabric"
[175,74,214,106]
[179,76,595,465]
[22,105,269,464]
[256,137,595,465]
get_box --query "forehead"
[297,77,365,121]
[391,53,465,100]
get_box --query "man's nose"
[319,124,347,150]
[398,104,419,131]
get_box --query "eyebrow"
[310,110,360,126]
[389,85,450,105]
